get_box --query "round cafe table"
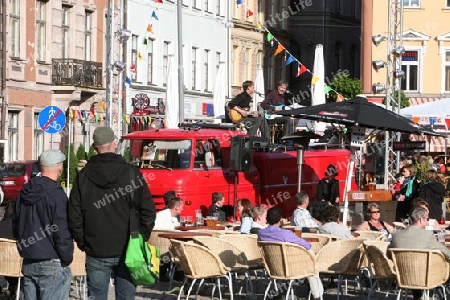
[175,226,226,231]
[158,231,213,240]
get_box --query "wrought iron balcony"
[52,58,103,88]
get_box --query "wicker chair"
[354,231,386,241]
[389,248,449,300]
[258,241,317,300]
[361,242,397,300]
[315,238,365,300]
[148,229,178,289]
[192,236,252,296]
[392,222,406,230]
[217,234,264,270]
[0,238,23,300]
[301,233,332,254]
[169,239,232,300]
[70,243,87,300]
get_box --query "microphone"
[285,90,293,95]
[254,91,265,97]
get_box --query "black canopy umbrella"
[278,96,424,134]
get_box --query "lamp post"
[177,0,184,123]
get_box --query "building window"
[216,0,221,15]
[34,113,44,160]
[36,1,46,62]
[163,41,170,86]
[85,11,92,61]
[62,6,70,58]
[204,50,209,91]
[147,38,154,84]
[8,112,19,161]
[131,35,138,81]
[447,0,450,8]
[257,50,263,68]
[10,0,20,58]
[401,50,419,91]
[280,0,287,30]
[204,0,209,12]
[350,45,356,76]
[193,0,200,9]
[445,51,450,92]
[334,42,341,73]
[192,47,198,90]
[403,0,420,7]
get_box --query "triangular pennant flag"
[72,109,77,119]
[125,76,132,86]
[137,51,143,62]
[274,44,285,56]
[68,109,73,119]
[147,24,153,33]
[151,11,159,21]
[130,64,136,71]
[143,38,147,45]
[336,94,345,102]
[324,85,332,94]
[246,9,253,18]
[155,0,163,3]
[267,33,274,43]
[311,75,319,85]
[257,22,263,31]
[296,64,307,77]
[285,55,295,66]
[236,0,243,4]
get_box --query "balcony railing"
[52,58,103,88]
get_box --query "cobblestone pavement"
[68,276,407,300]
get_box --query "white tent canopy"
[400,98,450,118]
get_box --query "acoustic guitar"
[229,107,258,123]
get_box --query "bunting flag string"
[237,1,345,102]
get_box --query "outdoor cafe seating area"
[147,221,450,300]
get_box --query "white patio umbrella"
[253,68,265,112]
[213,62,226,121]
[165,55,179,129]
[311,44,326,133]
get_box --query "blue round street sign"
[38,106,66,134]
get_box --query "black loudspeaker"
[230,136,252,172]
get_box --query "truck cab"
[118,124,355,217]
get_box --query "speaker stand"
[233,171,238,221]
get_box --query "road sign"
[38,106,66,134]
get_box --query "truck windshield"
[118,139,192,169]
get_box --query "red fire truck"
[118,124,356,217]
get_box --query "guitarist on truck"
[260,79,295,138]
[228,80,270,139]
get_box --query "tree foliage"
[383,90,410,109]
[329,74,363,100]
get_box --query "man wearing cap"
[69,126,156,300]
[13,149,73,299]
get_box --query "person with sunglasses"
[356,203,395,236]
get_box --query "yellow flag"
[311,76,319,85]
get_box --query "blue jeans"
[86,255,136,300]
[22,259,72,300]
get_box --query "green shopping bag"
[125,231,160,285]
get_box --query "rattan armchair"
[193,236,252,297]
[70,243,87,300]
[0,238,23,300]
[301,233,332,254]
[170,239,233,300]
[389,248,449,300]
[354,231,386,241]
[148,229,178,289]
[258,241,317,300]
[315,238,365,300]
[361,242,397,300]
[217,234,264,270]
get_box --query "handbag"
[124,170,160,285]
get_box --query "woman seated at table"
[236,198,253,234]
[356,203,395,237]
[411,198,447,230]
[318,206,354,238]
[250,205,268,234]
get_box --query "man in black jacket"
[13,149,73,300]
[69,126,156,300]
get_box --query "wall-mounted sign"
[393,141,426,151]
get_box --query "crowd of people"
[2,121,450,300]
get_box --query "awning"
[408,97,443,106]
[409,135,448,153]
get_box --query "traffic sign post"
[38,106,66,149]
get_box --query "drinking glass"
[347,215,353,229]
[180,216,186,227]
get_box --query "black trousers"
[241,116,270,139]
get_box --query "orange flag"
[336,94,345,102]
[147,24,153,33]
[274,44,285,56]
